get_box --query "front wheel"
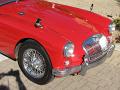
[17,40,54,85]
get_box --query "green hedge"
[113,18,120,30]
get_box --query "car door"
[0,0,18,54]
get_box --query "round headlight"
[64,42,75,57]
[109,23,116,33]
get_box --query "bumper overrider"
[52,44,115,77]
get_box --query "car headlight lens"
[64,42,75,57]
[109,23,116,33]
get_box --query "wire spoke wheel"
[23,49,46,78]
[18,40,54,84]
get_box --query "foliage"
[113,17,120,30]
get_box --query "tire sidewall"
[18,40,54,85]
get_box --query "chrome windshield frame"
[0,0,16,6]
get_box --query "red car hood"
[24,0,111,43]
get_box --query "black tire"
[17,40,54,85]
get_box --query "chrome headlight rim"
[64,42,75,58]
[109,22,116,33]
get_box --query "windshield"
[0,0,16,6]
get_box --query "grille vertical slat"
[83,34,108,63]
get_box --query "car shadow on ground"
[0,69,27,90]
[0,85,10,90]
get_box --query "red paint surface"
[0,0,111,69]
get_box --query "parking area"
[0,50,120,90]
[0,0,120,90]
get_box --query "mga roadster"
[0,0,115,84]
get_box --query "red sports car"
[0,0,115,85]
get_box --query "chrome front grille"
[87,43,102,56]
[83,34,109,62]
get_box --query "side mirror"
[107,15,113,18]
[34,18,43,29]
[90,4,94,12]
[107,15,114,19]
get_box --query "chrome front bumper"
[52,65,81,77]
[84,44,115,65]
[52,44,115,77]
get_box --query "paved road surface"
[0,51,120,90]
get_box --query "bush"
[112,17,120,43]
[113,18,120,30]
